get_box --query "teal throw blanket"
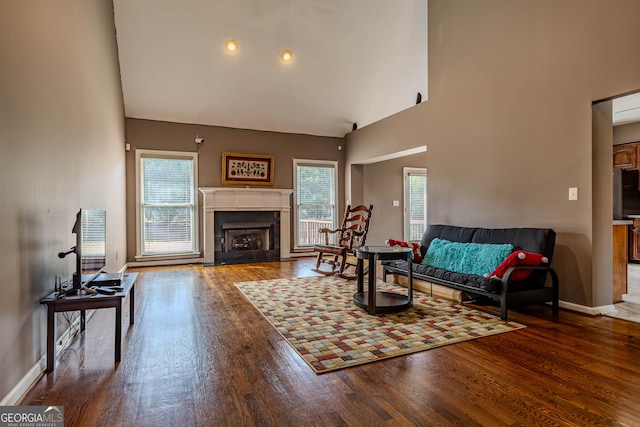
[422,238,513,276]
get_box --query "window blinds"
[296,163,336,246]
[140,156,195,255]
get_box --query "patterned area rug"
[234,276,525,374]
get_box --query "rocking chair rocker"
[312,204,373,280]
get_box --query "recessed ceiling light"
[280,50,293,63]
[224,39,238,53]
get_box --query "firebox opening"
[214,211,280,265]
[222,222,270,252]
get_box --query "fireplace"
[224,223,269,251]
[199,187,293,265]
[214,212,280,265]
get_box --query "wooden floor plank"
[20,260,640,426]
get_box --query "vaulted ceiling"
[113,0,428,138]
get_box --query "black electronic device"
[57,209,107,294]
[94,287,116,295]
[91,272,122,286]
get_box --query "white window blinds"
[294,160,337,247]
[404,168,427,241]
[138,153,196,256]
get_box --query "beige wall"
[0,0,126,400]
[346,0,640,308]
[614,121,640,144]
[363,153,427,246]
[124,119,344,260]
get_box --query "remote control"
[95,287,116,295]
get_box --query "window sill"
[135,252,201,262]
[292,247,315,253]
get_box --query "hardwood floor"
[21,260,640,426]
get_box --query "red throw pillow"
[489,251,548,281]
[386,239,423,263]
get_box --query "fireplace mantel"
[199,187,294,265]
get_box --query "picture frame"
[222,152,275,186]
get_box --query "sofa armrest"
[500,265,560,319]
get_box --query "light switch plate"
[568,187,578,201]
[392,200,400,206]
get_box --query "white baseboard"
[287,252,316,258]
[128,257,203,267]
[0,358,45,406]
[622,293,640,304]
[558,300,616,315]
[0,308,91,405]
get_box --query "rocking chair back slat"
[312,204,373,279]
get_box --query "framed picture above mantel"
[222,152,274,186]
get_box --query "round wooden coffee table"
[352,246,413,315]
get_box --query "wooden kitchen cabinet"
[613,143,638,169]
[630,220,640,262]
[614,224,629,303]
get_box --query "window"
[294,159,338,249]
[404,167,427,241]
[135,150,199,258]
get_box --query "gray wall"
[346,0,640,308]
[0,1,126,400]
[124,119,344,260]
[363,153,427,246]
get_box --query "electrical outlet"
[568,187,578,201]
[392,200,400,206]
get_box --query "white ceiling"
[613,92,640,126]
[113,0,427,138]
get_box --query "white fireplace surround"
[199,187,294,265]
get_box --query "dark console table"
[353,246,413,315]
[40,272,138,373]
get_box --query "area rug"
[234,276,525,374]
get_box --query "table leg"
[46,306,56,373]
[80,310,86,331]
[367,253,378,315]
[115,301,122,363]
[407,256,413,305]
[129,283,135,325]
[356,258,364,294]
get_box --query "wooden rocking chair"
[312,204,373,280]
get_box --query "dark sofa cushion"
[471,227,555,261]
[420,225,476,256]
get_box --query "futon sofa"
[382,225,560,320]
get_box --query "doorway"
[403,167,427,242]
[599,91,640,322]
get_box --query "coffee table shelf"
[353,291,412,313]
